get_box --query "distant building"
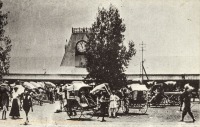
[60,28,91,68]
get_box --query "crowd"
[0,80,35,124]
[0,80,66,125]
[0,80,199,124]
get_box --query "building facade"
[60,28,91,68]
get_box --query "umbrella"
[23,82,36,89]
[90,83,109,94]
[128,83,148,91]
[67,81,91,91]
[15,85,25,95]
[30,81,41,88]
[37,82,45,88]
[45,82,56,88]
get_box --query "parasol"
[23,82,36,89]
[15,85,25,95]
[30,81,41,88]
[45,82,56,88]
[37,82,45,88]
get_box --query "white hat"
[184,84,189,89]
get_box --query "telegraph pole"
[140,41,146,84]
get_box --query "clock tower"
[60,28,91,68]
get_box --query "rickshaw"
[163,81,182,106]
[124,83,149,114]
[149,82,183,106]
[64,81,96,119]
[148,83,168,107]
[89,83,111,116]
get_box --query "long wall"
[3,73,200,81]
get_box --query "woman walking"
[23,91,33,124]
[9,87,20,119]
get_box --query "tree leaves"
[85,5,136,89]
[0,1,12,78]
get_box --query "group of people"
[149,83,197,122]
[45,86,66,107]
[1,81,198,124]
[0,81,33,124]
[66,88,121,122]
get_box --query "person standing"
[179,89,184,111]
[1,89,9,120]
[49,88,54,104]
[22,91,33,124]
[109,91,120,118]
[9,87,20,119]
[99,92,108,122]
[180,85,196,122]
[59,89,65,111]
[4,81,10,111]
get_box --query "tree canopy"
[0,1,12,79]
[85,5,136,89]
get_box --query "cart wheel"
[139,102,148,114]
[124,106,129,114]
[161,97,167,107]
[173,95,180,106]
[82,108,94,119]
[177,96,181,106]
[64,106,83,119]
[120,106,125,113]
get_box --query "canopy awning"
[67,81,91,91]
[128,83,148,91]
[90,83,110,94]
[165,81,176,85]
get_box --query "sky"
[1,0,200,74]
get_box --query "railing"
[72,27,92,34]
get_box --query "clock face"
[76,40,86,53]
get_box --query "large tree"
[0,1,12,80]
[85,5,136,89]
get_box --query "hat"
[184,84,189,89]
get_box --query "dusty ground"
[0,100,199,127]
